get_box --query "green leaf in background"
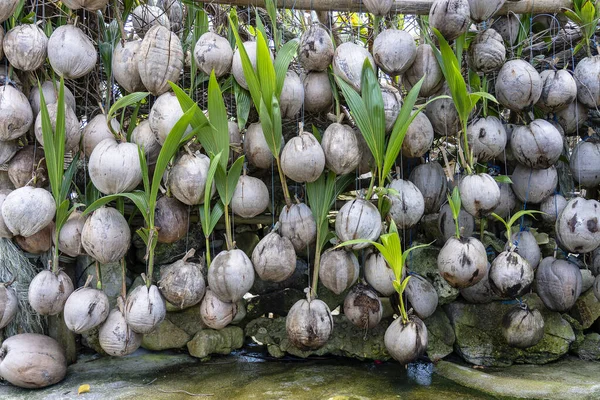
[265,0,281,49]
[107,92,149,124]
[274,39,299,96]
[494,175,513,184]
[82,191,149,223]
[360,58,386,168]
[207,71,231,170]
[234,81,251,130]
[215,156,245,208]
[229,17,262,111]
[170,82,211,145]
[256,30,277,115]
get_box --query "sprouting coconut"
[299,25,334,72]
[0,334,66,389]
[244,122,278,169]
[402,112,434,158]
[15,222,53,254]
[333,42,375,92]
[252,226,296,282]
[489,250,534,298]
[506,230,541,271]
[125,280,167,334]
[429,0,471,41]
[0,282,18,328]
[438,236,487,288]
[0,85,33,141]
[200,288,237,329]
[510,120,563,169]
[388,179,425,229]
[373,29,417,76]
[466,116,507,162]
[574,55,600,108]
[159,249,206,309]
[81,207,131,264]
[167,151,212,206]
[29,81,76,118]
[303,72,333,113]
[406,274,438,320]
[58,210,86,257]
[0,140,18,166]
[48,25,97,79]
[279,202,317,253]
[34,102,81,152]
[491,14,520,45]
[193,32,233,78]
[364,249,397,297]
[149,91,191,145]
[382,86,402,133]
[460,263,501,303]
[409,162,448,214]
[131,120,161,167]
[493,183,517,219]
[344,284,383,329]
[281,130,325,183]
[230,174,270,218]
[404,44,443,97]
[3,24,48,71]
[540,193,567,223]
[536,257,582,312]
[28,270,74,316]
[286,298,333,350]
[511,164,558,204]
[468,29,505,73]
[112,40,145,93]
[280,71,305,119]
[155,196,189,244]
[425,84,461,137]
[1,186,55,237]
[7,145,48,189]
[556,101,587,136]
[63,278,110,333]
[495,60,543,111]
[0,0,19,23]
[502,304,544,348]
[137,25,183,95]
[319,248,360,295]
[81,114,119,157]
[570,138,600,188]
[131,5,170,38]
[384,316,428,364]
[363,0,393,15]
[99,299,142,357]
[0,191,13,238]
[321,123,362,175]
[537,69,578,112]
[208,249,255,303]
[459,174,500,218]
[336,199,382,250]
[467,0,505,22]
[89,138,142,195]
[437,203,474,242]
[555,198,600,254]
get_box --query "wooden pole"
[203,0,573,14]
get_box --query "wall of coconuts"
[1,0,600,390]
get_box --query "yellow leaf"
[78,384,90,395]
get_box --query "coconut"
[58,210,86,257]
[303,72,333,113]
[343,284,383,329]
[28,270,74,316]
[193,32,233,78]
[388,179,425,229]
[466,116,507,162]
[112,40,145,93]
[81,207,131,264]
[150,0,184,33]
[244,122,279,169]
[373,29,417,76]
[321,123,362,175]
[125,283,166,334]
[299,25,334,72]
[319,248,360,295]
[0,140,18,165]
[502,304,544,348]
[280,71,305,119]
[364,249,397,296]
[335,199,382,250]
[540,193,567,223]
[167,151,211,206]
[429,0,471,41]
[232,41,260,90]
[34,102,81,152]
[402,112,434,158]
[3,24,47,71]
[363,0,393,15]
[594,275,600,301]
[409,162,448,214]
[81,114,119,157]
[149,91,191,145]
[228,121,242,162]
[556,101,587,136]
[438,236,487,288]
[510,120,563,169]
[8,145,48,189]
[155,196,189,244]
[208,249,255,303]
[131,120,161,167]
[61,0,108,11]
[425,84,461,137]
[535,257,581,312]
[384,316,428,364]
[89,138,143,194]
[48,25,97,79]
[0,283,17,328]
[574,56,600,108]
[0,0,19,23]
[286,298,333,350]
[159,250,205,309]
[252,228,296,282]
[99,303,143,356]
[511,164,558,204]
[570,139,600,187]
[438,203,475,241]
[137,25,183,96]
[332,42,375,92]
[404,44,444,97]
[493,183,517,219]
[200,287,237,329]
[0,85,33,141]
[382,86,402,133]
[489,250,534,298]
[556,197,600,254]
[0,333,66,388]
[459,173,500,218]
[495,60,543,111]
[506,230,541,271]
[231,174,270,218]
[132,5,170,38]
[468,29,505,73]
[467,0,505,22]
[355,127,375,175]
[0,26,3,58]
[279,202,317,253]
[15,222,53,254]
[537,69,578,112]
[29,81,76,117]
[1,186,54,237]
[491,14,520,45]
[64,285,110,333]
[460,263,502,303]
[281,131,325,183]
[0,190,12,238]
[406,274,438,319]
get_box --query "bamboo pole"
[204,0,573,14]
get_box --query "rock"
[166,305,207,336]
[48,313,77,365]
[407,245,459,305]
[80,326,107,356]
[581,269,595,293]
[569,288,600,329]
[76,256,131,308]
[147,223,209,266]
[424,308,455,361]
[234,231,260,259]
[571,333,600,361]
[445,294,575,366]
[187,326,244,359]
[142,318,191,351]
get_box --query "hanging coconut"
[321,123,362,175]
[332,42,375,92]
[467,0,505,22]
[402,112,434,158]
[132,5,170,38]
[502,304,544,348]
[200,287,237,329]
[364,249,397,297]
[319,248,360,295]
[0,282,17,328]
[3,24,47,71]
[244,122,279,169]
[373,29,417,76]
[438,236,487,288]
[388,179,425,229]
[1,186,54,237]
[28,270,74,316]
[355,127,375,175]
[99,302,143,357]
[489,250,534,298]
[29,81,76,117]
[409,162,448,214]
[252,227,296,282]
[425,83,461,137]
[231,174,270,218]
[81,207,131,264]
[556,197,600,254]
[556,101,587,136]
[404,44,443,97]
[460,263,502,303]
[0,333,66,388]
[286,298,333,350]
[540,193,567,223]
[150,0,184,33]
[384,316,428,364]
[0,140,18,166]
[0,26,3,58]
[167,151,212,206]
[159,249,206,309]
[537,69,578,112]
[496,60,543,111]
[228,121,242,162]
[279,71,305,119]
[491,14,520,45]
[64,284,110,333]
[335,199,382,250]
[233,41,258,89]
[382,86,402,133]
[467,116,507,162]
[155,196,189,244]
[506,230,541,271]
[574,56,600,108]
[536,257,582,312]
[0,190,13,238]
[0,0,19,23]
[279,202,317,253]
[15,221,53,254]
[343,284,383,329]
[48,25,97,79]
[468,29,505,73]
[493,183,517,219]
[510,120,563,169]
[438,203,475,242]
[61,0,108,11]
[429,0,471,41]
[7,145,48,189]
[303,72,333,113]
[34,102,81,152]
[125,283,167,334]
[0,85,33,141]
[281,131,325,183]
[208,249,255,303]
[112,40,145,93]
[131,120,161,167]
[149,91,191,145]
[406,274,439,320]
[459,173,501,218]
[193,32,233,78]
[363,0,393,15]
[89,138,143,194]
[81,114,119,157]
[570,138,600,188]
[299,25,334,72]
[57,210,86,257]
[511,164,558,204]
[137,25,183,96]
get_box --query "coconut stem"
[121,258,126,299]
[114,0,127,45]
[310,230,323,299]
[205,236,212,268]
[399,290,409,324]
[366,171,377,200]
[95,261,102,290]
[224,203,233,251]
[52,232,60,275]
[276,157,293,208]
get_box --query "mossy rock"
[424,308,455,362]
[142,318,191,351]
[569,288,600,329]
[571,333,600,361]
[166,305,207,336]
[187,326,244,359]
[407,245,459,305]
